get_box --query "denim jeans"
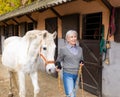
[63,72,78,97]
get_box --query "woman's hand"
[79,63,84,67]
[55,61,62,72]
[55,66,61,72]
[79,60,84,67]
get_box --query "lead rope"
[58,71,64,95]
[58,65,85,97]
[79,65,84,97]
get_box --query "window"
[82,12,102,40]
[45,17,57,33]
[27,22,34,31]
[14,25,19,36]
[19,22,27,36]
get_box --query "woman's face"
[66,33,77,46]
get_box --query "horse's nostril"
[49,69,51,72]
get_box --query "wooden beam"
[12,18,19,25]
[50,8,62,19]
[25,14,36,23]
[2,21,8,26]
[101,0,113,11]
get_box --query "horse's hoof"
[8,93,14,97]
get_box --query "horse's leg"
[12,72,19,91]
[18,71,26,97]
[8,71,14,97]
[30,72,40,97]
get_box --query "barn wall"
[16,16,31,23]
[0,0,112,56]
[3,0,110,39]
[102,41,120,97]
[34,0,110,39]
[56,0,110,40]
[0,1,111,44]
[52,0,110,39]
[31,10,62,38]
[0,1,111,46]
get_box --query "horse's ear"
[52,31,57,39]
[25,31,37,40]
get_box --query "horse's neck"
[26,39,41,63]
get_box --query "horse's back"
[3,36,20,47]
[1,36,23,70]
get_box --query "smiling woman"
[56,30,84,97]
[65,30,78,47]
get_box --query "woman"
[56,30,84,97]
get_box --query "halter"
[39,45,55,66]
[40,53,55,66]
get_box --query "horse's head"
[24,30,56,74]
[39,30,57,74]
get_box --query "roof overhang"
[0,0,74,22]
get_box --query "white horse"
[1,30,57,97]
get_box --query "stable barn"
[0,0,120,97]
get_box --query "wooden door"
[45,17,58,33]
[81,12,102,97]
[80,40,102,97]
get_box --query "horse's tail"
[1,35,5,53]
[12,72,18,91]
[9,71,19,94]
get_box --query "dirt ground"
[0,55,97,97]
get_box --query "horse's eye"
[43,47,47,50]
